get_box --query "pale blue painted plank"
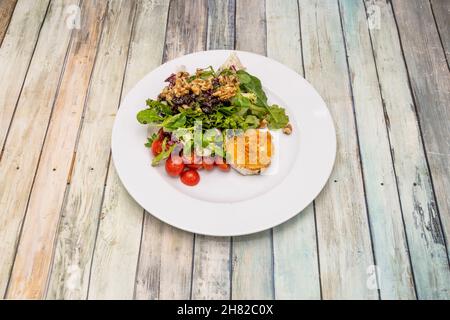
[339,0,415,299]
[365,0,450,300]
[298,0,377,299]
[266,0,321,300]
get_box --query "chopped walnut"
[176,71,189,79]
[213,85,237,101]
[212,74,239,100]
[259,119,268,129]
[282,123,293,135]
[190,78,213,95]
[159,70,240,103]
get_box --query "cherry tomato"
[187,163,202,170]
[183,152,202,169]
[151,139,163,156]
[165,156,185,177]
[202,162,214,171]
[180,169,200,186]
[216,163,230,172]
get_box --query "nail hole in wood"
[380,182,384,186]
[16,166,19,170]
[334,180,337,183]
[413,182,417,186]
[52,168,56,171]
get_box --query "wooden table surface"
[0,0,449,300]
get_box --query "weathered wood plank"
[0,0,76,298]
[0,0,17,45]
[134,0,207,300]
[206,0,235,50]
[339,0,415,299]
[298,0,377,299]
[232,0,274,300]
[365,0,450,300]
[46,0,136,300]
[0,0,49,155]
[191,0,235,301]
[392,0,450,263]
[6,0,108,299]
[266,0,320,300]
[88,0,170,300]
[430,0,450,66]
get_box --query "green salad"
[136,57,292,186]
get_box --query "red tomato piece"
[165,156,185,177]
[151,139,163,156]
[180,169,200,186]
[187,163,202,170]
[202,162,214,171]
[216,163,230,172]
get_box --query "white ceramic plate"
[112,50,336,236]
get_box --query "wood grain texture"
[88,0,170,300]
[191,0,235,301]
[134,0,207,300]
[46,0,136,300]
[339,0,415,299]
[266,0,320,300]
[6,0,108,299]
[232,0,274,300]
[0,0,76,298]
[0,0,49,154]
[392,0,450,262]
[365,0,450,300]
[0,0,17,45]
[163,0,208,60]
[207,0,235,50]
[430,0,450,66]
[298,0,377,299]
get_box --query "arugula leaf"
[160,113,186,130]
[137,99,173,124]
[266,105,289,129]
[137,109,163,124]
[145,99,173,115]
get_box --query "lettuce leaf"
[266,105,289,129]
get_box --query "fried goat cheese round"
[225,129,273,175]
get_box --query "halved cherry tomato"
[151,139,163,156]
[216,163,230,172]
[165,156,185,177]
[180,169,200,186]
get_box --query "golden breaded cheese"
[225,129,273,175]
